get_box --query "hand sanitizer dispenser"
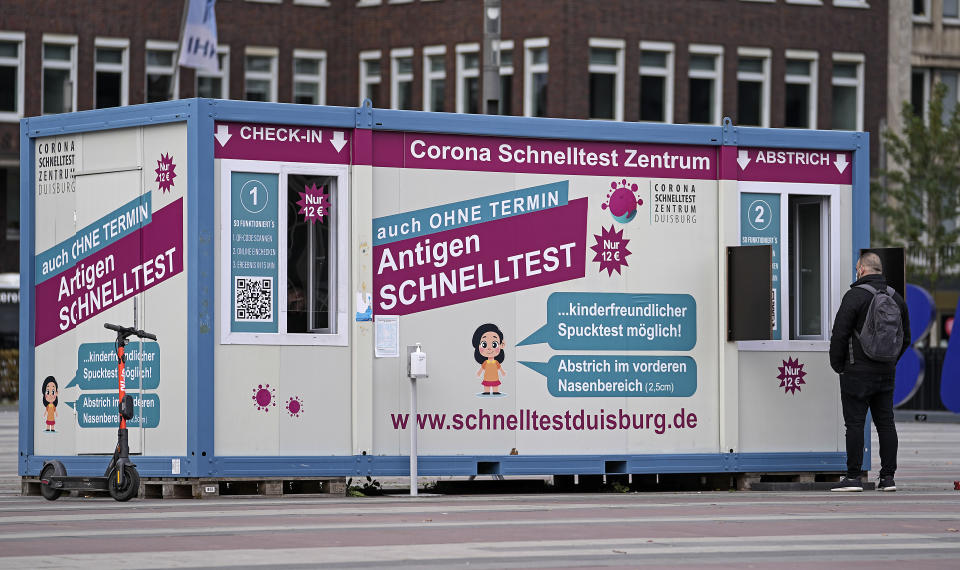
[408,344,428,378]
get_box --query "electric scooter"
[40,323,158,501]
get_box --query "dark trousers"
[840,377,897,479]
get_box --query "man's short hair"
[859,252,883,274]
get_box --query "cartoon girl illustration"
[41,376,58,432]
[473,323,506,395]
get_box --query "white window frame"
[498,40,514,115]
[94,37,129,109]
[913,0,931,22]
[785,49,819,129]
[688,43,723,125]
[524,37,549,117]
[456,43,480,114]
[219,159,350,347]
[390,47,414,110]
[196,46,230,99]
[736,47,771,127]
[244,46,279,103]
[293,48,327,106]
[911,67,931,119]
[42,34,78,115]
[359,50,382,105]
[293,0,331,5]
[945,0,960,24]
[422,45,446,112]
[357,0,382,6]
[588,38,625,121]
[145,39,179,102]
[784,0,823,5]
[831,52,864,132]
[832,0,870,7]
[0,31,25,121]
[639,41,675,123]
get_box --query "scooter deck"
[42,476,111,492]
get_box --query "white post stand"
[409,375,418,497]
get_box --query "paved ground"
[1,406,959,569]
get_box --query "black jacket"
[828,273,911,377]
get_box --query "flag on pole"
[178,0,219,71]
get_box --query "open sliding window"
[220,160,349,346]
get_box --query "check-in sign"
[736,148,852,184]
[213,121,352,163]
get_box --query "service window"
[220,160,348,345]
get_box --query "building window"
[293,49,326,105]
[911,68,930,118]
[688,44,722,125]
[736,48,770,127]
[197,47,230,99]
[0,32,25,121]
[588,38,624,121]
[423,46,446,112]
[42,35,77,114]
[941,71,959,121]
[94,38,129,109]
[524,38,549,117]
[639,41,674,123]
[498,40,514,115]
[831,53,864,131]
[359,50,382,106]
[391,48,414,110]
[145,41,178,103]
[946,0,960,20]
[789,196,830,340]
[245,47,278,102]
[456,43,480,114]
[784,50,818,129]
[914,0,931,20]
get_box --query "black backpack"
[852,284,904,363]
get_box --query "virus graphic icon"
[296,183,331,224]
[252,384,277,412]
[777,357,807,395]
[155,153,177,193]
[601,179,643,223]
[590,225,632,276]
[285,396,304,418]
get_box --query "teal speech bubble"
[68,393,161,428]
[521,355,697,397]
[64,342,161,391]
[518,292,696,350]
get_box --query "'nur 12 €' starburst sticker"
[590,225,631,276]
[777,357,807,395]
[155,153,176,193]
[297,183,331,223]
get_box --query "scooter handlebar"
[104,323,158,341]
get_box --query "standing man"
[829,252,910,492]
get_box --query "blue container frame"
[19,99,869,479]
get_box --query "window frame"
[219,159,350,346]
[497,40,514,115]
[638,40,675,123]
[687,43,723,125]
[736,47,771,127]
[789,195,832,341]
[455,42,480,114]
[588,38,625,121]
[244,46,279,103]
[945,0,960,23]
[145,39,179,103]
[390,47,414,110]
[42,33,78,115]
[422,45,446,112]
[94,37,129,109]
[913,0,931,22]
[196,46,230,99]
[523,37,549,117]
[293,48,327,106]
[784,49,819,129]
[0,31,25,121]
[359,50,382,106]
[831,52,864,132]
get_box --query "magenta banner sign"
[735,147,852,184]
[373,198,588,316]
[213,121,352,164]
[371,132,717,179]
[35,199,184,345]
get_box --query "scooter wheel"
[39,463,63,501]
[108,465,140,502]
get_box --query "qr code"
[235,276,273,322]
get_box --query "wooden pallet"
[22,476,347,499]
